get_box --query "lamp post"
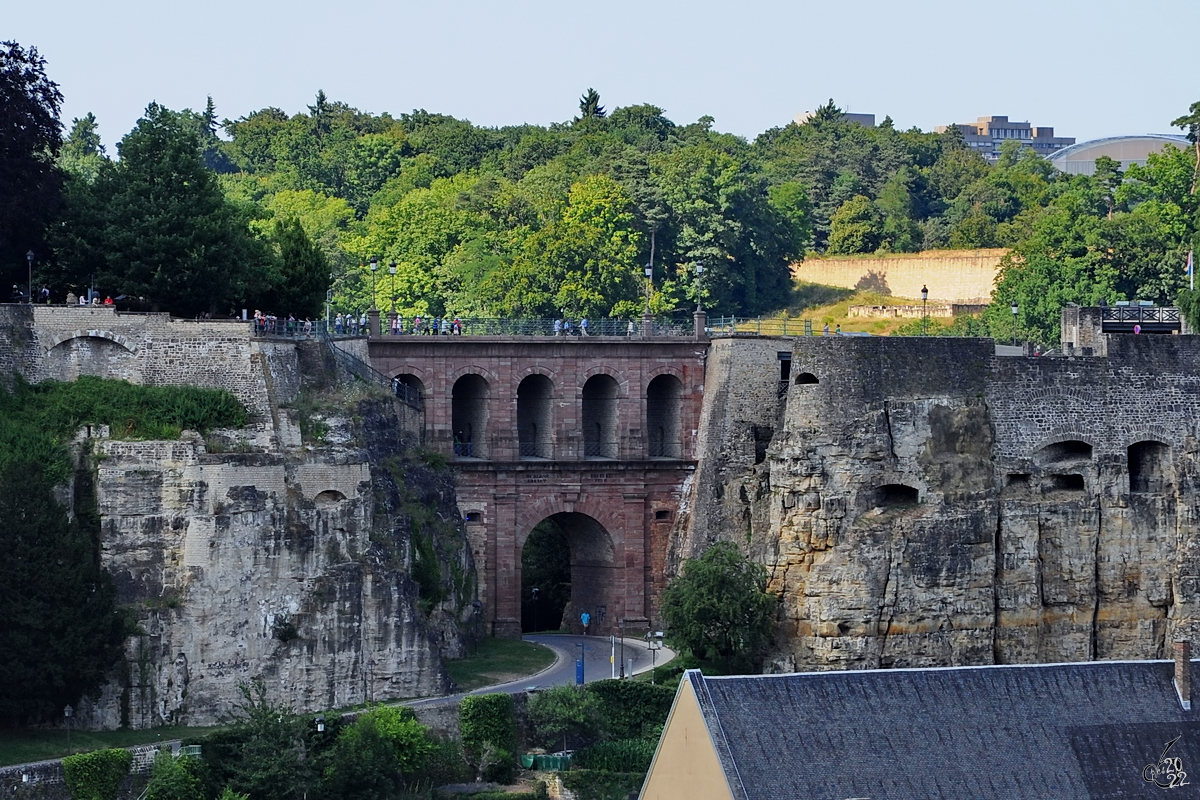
[26,250,34,304]
[1011,302,1019,346]
[63,704,73,754]
[643,263,653,314]
[369,256,378,310]
[389,262,397,314]
[695,263,705,312]
[646,630,663,684]
[921,284,929,336]
[531,586,540,633]
[316,715,325,733]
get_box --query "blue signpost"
[576,642,586,685]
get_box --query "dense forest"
[5,40,1200,341]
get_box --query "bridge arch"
[452,374,490,458]
[519,510,618,634]
[44,330,138,354]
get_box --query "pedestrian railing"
[708,317,815,337]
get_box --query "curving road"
[406,634,677,708]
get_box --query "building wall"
[639,679,734,800]
[792,249,1007,303]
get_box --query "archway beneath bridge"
[520,512,616,634]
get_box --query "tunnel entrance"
[521,512,616,633]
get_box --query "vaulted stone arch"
[45,330,138,354]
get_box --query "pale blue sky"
[9,0,1199,149]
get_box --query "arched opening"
[521,512,616,634]
[452,374,489,458]
[393,373,425,408]
[875,484,919,507]
[517,374,554,459]
[1036,440,1092,465]
[646,374,683,459]
[794,372,819,385]
[313,490,347,507]
[582,374,619,459]
[1129,440,1171,493]
[45,336,137,382]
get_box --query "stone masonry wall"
[13,307,269,420]
[682,334,1200,673]
[792,248,1007,303]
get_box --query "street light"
[369,256,378,310]
[1011,302,1019,346]
[695,263,705,312]
[646,631,663,684]
[63,704,73,753]
[643,263,653,314]
[316,715,325,733]
[26,250,34,304]
[389,261,397,314]
[921,284,929,336]
[531,587,540,633]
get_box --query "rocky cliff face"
[75,343,475,729]
[681,335,1200,673]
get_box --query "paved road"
[406,634,677,708]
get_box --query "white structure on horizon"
[1047,134,1190,175]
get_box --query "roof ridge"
[702,657,1187,681]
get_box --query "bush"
[561,769,646,800]
[525,685,601,750]
[573,739,657,773]
[586,680,675,740]
[144,751,203,800]
[460,693,517,781]
[409,736,472,787]
[62,748,132,800]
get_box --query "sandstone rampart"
[792,248,1007,302]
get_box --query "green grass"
[446,637,556,692]
[0,724,224,767]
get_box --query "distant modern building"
[936,115,1075,162]
[1048,134,1191,175]
[793,110,875,127]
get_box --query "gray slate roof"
[687,660,1200,800]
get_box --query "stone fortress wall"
[681,332,1200,672]
[0,304,459,729]
[792,248,1008,302]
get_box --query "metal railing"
[255,316,698,338]
[708,317,815,337]
[1101,306,1180,323]
[320,335,422,410]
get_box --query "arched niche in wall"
[517,374,554,459]
[1128,440,1171,494]
[582,374,619,459]
[794,372,819,385]
[1035,439,1093,465]
[646,374,683,459]
[452,374,490,458]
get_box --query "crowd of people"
[254,310,313,336]
[8,285,120,306]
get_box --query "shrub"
[526,685,601,750]
[460,693,517,780]
[560,769,646,800]
[409,735,472,787]
[62,748,132,800]
[586,680,675,741]
[144,751,203,800]
[573,739,657,773]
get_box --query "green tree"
[320,707,430,800]
[60,113,107,182]
[0,40,64,289]
[660,541,777,673]
[827,195,883,254]
[144,752,204,800]
[577,88,607,120]
[0,464,127,725]
[222,679,310,800]
[1171,100,1200,194]
[526,685,601,750]
[53,103,268,315]
[1092,155,1124,219]
[265,217,329,317]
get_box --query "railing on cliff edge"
[707,317,816,337]
[318,333,423,411]
[250,316,698,338]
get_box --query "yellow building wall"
[639,680,735,800]
[792,248,1008,303]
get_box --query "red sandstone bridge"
[366,321,710,637]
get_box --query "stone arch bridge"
[368,334,710,637]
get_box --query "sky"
[8,0,1200,150]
